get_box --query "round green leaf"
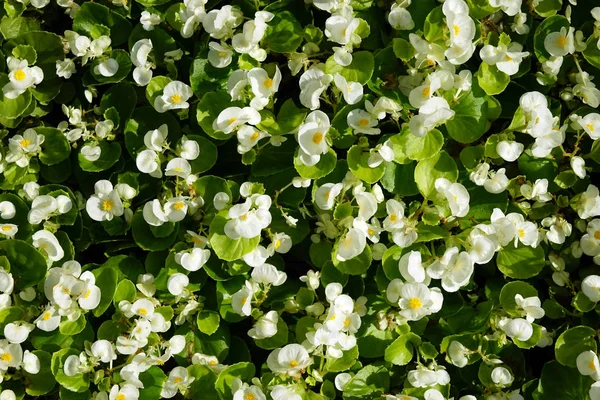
[496,244,545,279]
[555,326,598,368]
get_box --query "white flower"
[333,73,363,105]
[22,350,40,374]
[0,224,18,238]
[165,158,192,179]
[267,344,313,378]
[167,273,189,296]
[407,365,451,388]
[81,144,101,162]
[325,13,361,46]
[162,367,194,398]
[3,323,32,344]
[300,270,321,290]
[395,282,443,321]
[514,294,544,322]
[109,384,139,400]
[136,149,162,178]
[0,341,22,370]
[236,126,269,154]
[248,66,282,110]
[496,141,524,162]
[154,81,193,113]
[336,228,367,261]
[576,350,600,381]
[131,39,154,86]
[347,109,380,135]
[577,185,600,219]
[491,366,514,387]
[224,196,271,239]
[299,68,333,110]
[544,26,575,57]
[367,140,394,168]
[268,232,292,255]
[499,317,533,341]
[86,180,124,222]
[427,247,474,292]
[389,3,415,30]
[94,58,119,77]
[577,113,600,140]
[140,11,162,31]
[582,275,600,302]
[91,340,117,365]
[435,178,470,217]
[32,230,64,262]
[270,385,302,400]
[315,183,343,210]
[398,251,428,283]
[213,106,261,134]
[252,264,287,286]
[490,0,522,16]
[0,202,15,220]
[248,310,279,339]
[34,307,60,332]
[448,341,470,367]
[409,97,455,137]
[480,42,529,75]
[3,57,44,99]
[175,247,211,272]
[208,41,233,68]
[521,179,552,203]
[56,58,76,79]
[232,281,254,316]
[232,379,266,400]
[484,168,509,194]
[297,110,331,166]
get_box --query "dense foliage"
[2,0,600,399]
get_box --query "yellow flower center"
[325,191,331,200]
[390,214,397,222]
[244,394,255,400]
[587,123,595,132]
[218,51,228,57]
[156,360,165,366]
[240,214,248,221]
[590,360,597,371]
[42,312,52,321]
[368,228,374,235]
[115,394,126,400]
[453,25,460,36]
[171,94,182,103]
[20,139,31,147]
[209,360,218,365]
[241,296,248,305]
[329,313,337,321]
[62,287,71,295]
[595,230,600,240]
[250,131,259,140]
[358,118,370,126]
[263,77,273,89]
[422,87,431,97]
[344,317,350,327]
[557,36,567,46]
[1,226,12,231]
[408,297,422,310]
[102,200,113,211]
[274,240,281,249]
[174,167,183,172]
[1,353,12,362]
[288,360,299,367]
[138,308,147,315]
[83,289,91,299]
[312,132,324,144]
[174,377,183,383]
[518,229,525,238]
[505,55,513,61]
[173,202,185,211]
[228,117,237,125]
[14,69,27,81]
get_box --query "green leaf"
[445,90,489,144]
[499,281,538,316]
[389,128,444,162]
[197,310,220,335]
[99,82,137,127]
[215,362,255,400]
[131,211,179,251]
[555,326,598,368]
[12,44,36,64]
[392,38,415,61]
[384,333,422,366]
[414,151,458,198]
[88,50,132,84]
[424,6,444,42]
[294,148,337,179]
[37,127,70,165]
[0,16,41,39]
[192,176,232,215]
[325,51,375,85]
[347,145,385,184]
[514,323,543,349]
[0,239,47,290]
[59,314,87,336]
[187,365,218,399]
[209,214,260,262]
[496,244,545,279]
[325,345,359,372]
[25,350,55,396]
[139,366,167,400]
[342,365,390,399]
[518,150,558,182]
[78,141,121,172]
[533,360,593,400]
[477,62,510,96]
[113,279,136,305]
[0,193,32,240]
[185,135,218,174]
[92,267,118,317]
[534,0,563,17]
[73,2,132,45]
[124,106,181,157]
[263,11,304,53]
[0,306,25,332]
[51,348,90,393]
